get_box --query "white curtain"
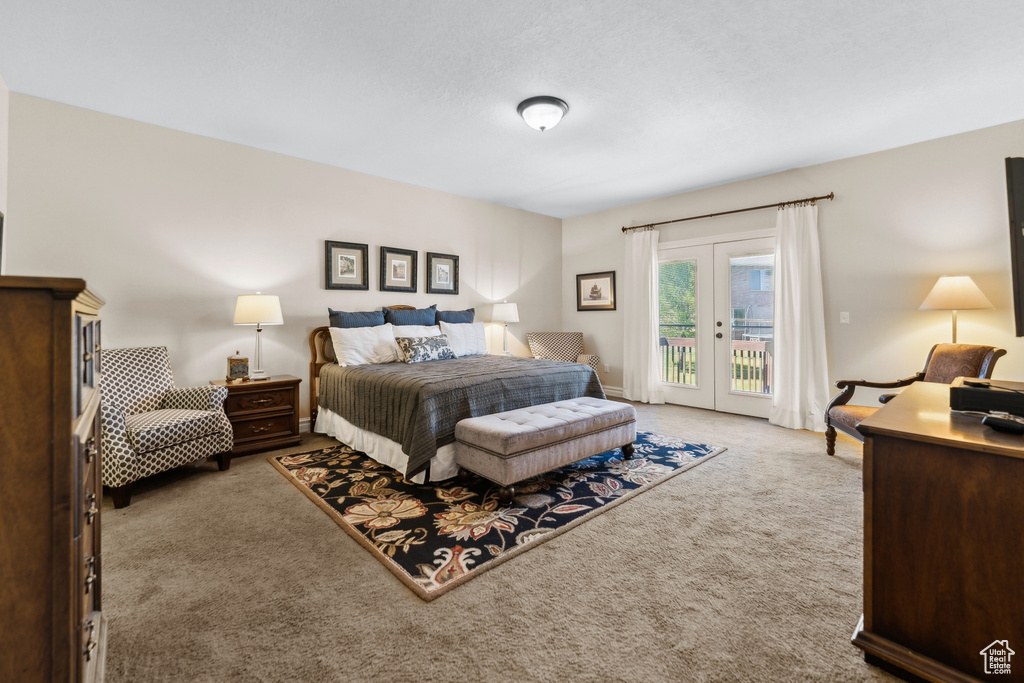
[769,204,829,431]
[622,229,665,404]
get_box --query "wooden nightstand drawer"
[232,413,295,442]
[211,375,301,457]
[224,387,294,416]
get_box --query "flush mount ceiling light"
[517,96,569,132]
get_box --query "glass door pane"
[658,260,697,386]
[727,250,774,396]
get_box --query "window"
[749,269,773,291]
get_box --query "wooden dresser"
[0,276,106,683]
[854,381,1024,682]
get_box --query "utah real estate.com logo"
[980,640,1014,675]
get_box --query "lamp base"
[249,370,271,381]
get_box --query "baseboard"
[300,417,311,433]
[603,385,623,398]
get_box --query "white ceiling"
[2,1,1024,218]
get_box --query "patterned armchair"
[526,332,601,371]
[825,343,1005,455]
[99,346,234,508]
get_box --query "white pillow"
[392,324,441,338]
[329,324,400,366]
[439,321,487,357]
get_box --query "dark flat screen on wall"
[1008,158,1024,336]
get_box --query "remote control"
[981,415,1024,434]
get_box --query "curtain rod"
[620,192,835,233]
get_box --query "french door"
[657,236,775,418]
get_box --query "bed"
[307,324,606,482]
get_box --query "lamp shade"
[234,293,284,325]
[517,96,568,132]
[919,276,993,311]
[491,302,519,324]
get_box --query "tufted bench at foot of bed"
[454,396,637,506]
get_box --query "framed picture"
[325,240,368,290]
[576,270,616,311]
[426,252,459,295]
[380,246,417,293]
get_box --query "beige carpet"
[101,402,896,683]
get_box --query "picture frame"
[426,252,459,295]
[380,246,418,293]
[325,240,369,290]
[576,270,616,311]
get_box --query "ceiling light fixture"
[517,96,569,132]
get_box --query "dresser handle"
[85,492,98,525]
[83,619,96,661]
[84,556,96,594]
[249,422,274,434]
[85,436,98,463]
[250,397,275,406]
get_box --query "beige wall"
[7,95,561,420]
[0,72,9,273]
[564,119,1024,399]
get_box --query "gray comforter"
[318,355,606,474]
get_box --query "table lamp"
[919,275,992,343]
[491,302,519,355]
[234,292,283,380]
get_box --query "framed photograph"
[426,252,459,295]
[576,270,616,311]
[325,240,368,290]
[380,246,417,293]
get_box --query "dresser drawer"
[224,387,294,416]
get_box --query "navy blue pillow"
[436,308,475,324]
[382,304,437,326]
[328,308,386,328]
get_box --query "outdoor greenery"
[659,260,696,337]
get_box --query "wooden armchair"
[825,343,1006,455]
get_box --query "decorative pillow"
[436,308,475,324]
[328,308,386,328]
[392,324,441,338]
[439,321,487,357]
[382,305,437,326]
[329,324,400,366]
[395,335,455,363]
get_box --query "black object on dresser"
[210,374,302,461]
[0,276,106,683]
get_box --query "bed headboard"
[307,305,416,427]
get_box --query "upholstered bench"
[454,396,637,505]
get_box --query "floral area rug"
[269,431,725,601]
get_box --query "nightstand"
[210,374,302,462]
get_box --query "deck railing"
[659,332,772,395]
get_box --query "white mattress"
[313,406,459,483]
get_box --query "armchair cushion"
[527,332,585,364]
[100,346,175,415]
[827,404,877,431]
[922,343,1002,383]
[125,409,232,454]
[161,385,229,412]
